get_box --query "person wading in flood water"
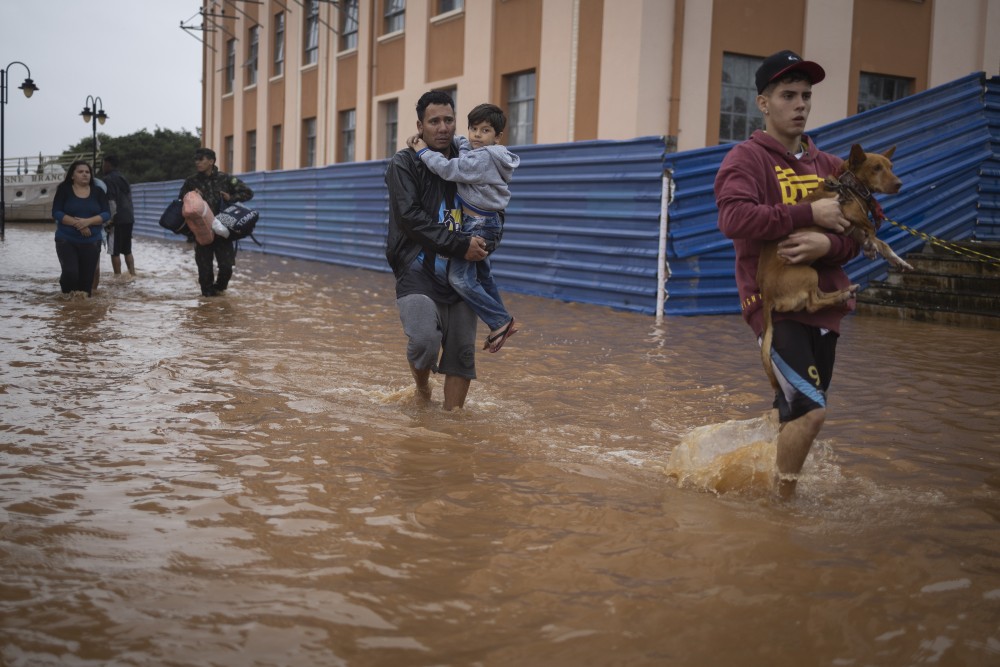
[52,160,111,297]
[714,51,859,499]
[384,91,489,410]
[179,148,254,297]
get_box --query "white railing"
[2,152,100,183]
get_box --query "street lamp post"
[80,95,108,170]
[1,61,39,239]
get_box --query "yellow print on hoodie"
[773,166,824,205]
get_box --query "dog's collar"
[830,170,885,229]
[838,169,872,200]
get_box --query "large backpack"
[213,202,262,246]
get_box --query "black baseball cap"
[194,147,217,160]
[755,50,826,94]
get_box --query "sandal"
[484,317,518,353]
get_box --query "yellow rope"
[886,219,1000,267]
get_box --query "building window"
[271,124,282,170]
[304,0,319,65]
[383,100,398,158]
[340,109,356,162]
[436,86,457,116]
[720,52,764,144]
[303,118,317,167]
[858,72,912,114]
[384,0,405,34]
[246,130,257,171]
[224,135,234,172]
[246,25,259,86]
[506,71,535,146]
[273,12,285,77]
[340,0,359,51]
[225,38,236,94]
[437,0,462,13]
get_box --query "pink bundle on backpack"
[182,191,216,246]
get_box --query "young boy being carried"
[407,103,521,353]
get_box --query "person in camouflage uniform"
[179,148,254,296]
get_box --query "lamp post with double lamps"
[1,61,40,239]
[80,95,108,170]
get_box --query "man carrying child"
[408,103,520,353]
[385,91,488,410]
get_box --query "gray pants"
[397,294,477,380]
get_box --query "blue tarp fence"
[134,72,999,316]
[133,138,667,314]
[664,72,1000,315]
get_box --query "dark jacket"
[103,170,135,226]
[384,143,471,281]
[179,166,254,216]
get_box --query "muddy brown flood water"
[1,223,999,666]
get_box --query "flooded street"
[1,222,998,666]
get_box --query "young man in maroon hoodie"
[714,50,860,499]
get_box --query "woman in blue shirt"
[52,160,111,296]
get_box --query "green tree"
[62,127,201,184]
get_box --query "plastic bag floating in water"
[666,414,779,497]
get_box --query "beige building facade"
[200,0,1000,173]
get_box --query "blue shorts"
[762,320,838,423]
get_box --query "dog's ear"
[883,145,896,160]
[849,144,866,166]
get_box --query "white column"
[803,0,854,128]
[258,13,271,171]
[232,15,245,171]
[675,0,711,151]
[457,0,494,112]
[599,0,673,140]
[393,0,432,144]
[284,2,302,169]
[537,0,576,144]
[985,0,1000,76]
[356,0,375,160]
[929,0,1000,85]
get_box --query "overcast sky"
[1,0,203,159]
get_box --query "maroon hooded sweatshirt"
[714,130,861,337]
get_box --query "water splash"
[665,413,779,497]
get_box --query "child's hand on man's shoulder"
[406,134,426,151]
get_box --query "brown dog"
[757,144,911,390]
